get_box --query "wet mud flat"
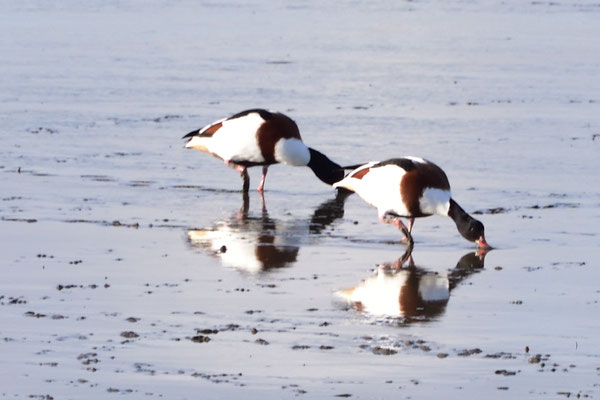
[2,0,600,398]
[2,191,599,399]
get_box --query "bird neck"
[448,199,472,230]
[307,148,345,186]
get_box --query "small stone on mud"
[196,329,218,335]
[222,324,240,331]
[474,207,507,215]
[7,297,27,305]
[486,352,516,359]
[457,348,482,356]
[126,317,139,323]
[190,335,210,343]
[371,346,397,355]
[437,353,449,359]
[120,331,139,339]
[529,354,543,364]
[292,345,311,350]
[24,311,46,318]
[495,369,518,376]
[255,338,269,345]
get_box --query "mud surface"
[1,1,600,399]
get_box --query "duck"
[183,109,345,192]
[187,190,352,274]
[336,247,487,319]
[333,157,489,248]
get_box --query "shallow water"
[1,0,600,398]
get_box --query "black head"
[457,217,488,248]
[449,199,490,248]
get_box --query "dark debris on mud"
[57,283,109,291]
[1,295,27,305]
[120,331,140,339]
[190,335,211,343]
[64,219,140,229]
[27,395,54,400]
[474,202,580,215]
[1,217,38,223]
[27,126,58,135]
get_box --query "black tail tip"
[182,129,199,139]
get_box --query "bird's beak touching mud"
[476,236,491,250]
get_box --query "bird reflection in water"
[337,246,488,323]
[187,190,352,274]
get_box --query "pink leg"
[225,161,250,192]
[225,160,245,173]
[259,190,266,211]
[393,242,414,269]
[257,166,268,192]
[381,215,414,245]
[408,217,415,233]
[392,218,408,231]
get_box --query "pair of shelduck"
[183,109,489,248]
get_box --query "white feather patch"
[198,117,227,135]
[274,138,310,166]
[336,163,408,218]
[332,161,379,190]
[207,112,266,163]
[405,156,427,164]
[419,187,451,216]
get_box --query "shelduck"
[183,109,344,192]
[336,248,487,319]
[333,157,489,248]
[186,190,352,273]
